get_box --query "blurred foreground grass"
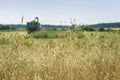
[0,31,120,80]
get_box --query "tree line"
[0,24,16,30]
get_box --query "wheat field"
[0,31,120,80]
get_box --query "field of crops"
[0,30,120,80]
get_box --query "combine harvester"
[27,17,41,34]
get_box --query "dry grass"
[0,31,120,80]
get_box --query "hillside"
[2,22,120,30]
[8,24,69,29]
[90,22,120,28]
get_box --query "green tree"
[81,25,94,31]
[99,28,105,31]
[0,24,16,30]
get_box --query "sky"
[0,0,120,25]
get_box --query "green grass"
[31,30,85,39]
[31,30,65,39]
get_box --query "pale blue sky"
[0,0,120,25]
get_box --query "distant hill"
[8,24,70,29]
[8,24,26,28]
[90,22,120,28]
[41,25,69,29]
[6,22,120,29]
